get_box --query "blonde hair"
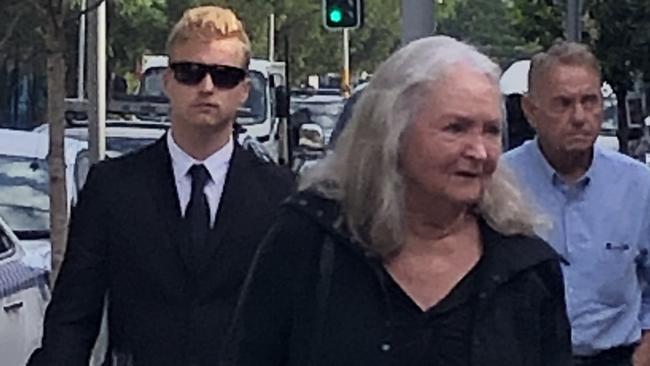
[528,41,601,97]
[166,6,251,69]
[301,36,546,258]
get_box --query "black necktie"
[184,164,211,269]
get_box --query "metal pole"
[401,0,436,46]
[77,0,86,98]
[342,28,350,96]
[566,0,582,42]
[87,0,106,163]
[269,13,275,61]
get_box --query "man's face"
[523,64,603,155]
[164,38,250,134]
[399,65,503,207]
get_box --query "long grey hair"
[301,35,545,258]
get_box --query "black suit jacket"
[29,136,295,366]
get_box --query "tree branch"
[0,8,24,51]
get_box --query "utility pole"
[342,28,350,96]
[87,0,106,163]
[77,0,87,98]
[401,0,436,46]
[566,0,582,42]
[268,13,275,61]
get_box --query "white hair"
[301,35,546,258]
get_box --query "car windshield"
[291,101,344,129]
[0,155,49,232]
[139,68,267,125]
[238,70,267,125]
[107,136,157,156]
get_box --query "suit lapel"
[144,136,187,268]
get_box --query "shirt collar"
[166,131,234,182]
[530,137,598,188]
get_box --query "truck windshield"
[139,67,267,125]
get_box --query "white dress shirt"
[166,131,233,227]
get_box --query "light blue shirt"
[502,139,650,356]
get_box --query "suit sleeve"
[28,164,111,366]
[539,259,573,366]
[221,211,314,366]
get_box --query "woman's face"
[399,64,503,207]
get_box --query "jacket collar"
[285,190,560,287]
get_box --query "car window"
[239,71,267,125]
[0,226,14,258]
[107,136,158,156]
[0,155,50,232]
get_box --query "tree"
[1,0,102,282]
[511,0,564,49]
[439,0,545,67]
[586,0,650,154]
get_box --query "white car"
[33,120,167,158]
[0,214,49,366]
[290,94,345,145]
[0,128,88,272]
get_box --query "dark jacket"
[28,136,295,366]
[222,190,573,366]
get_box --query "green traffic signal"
[328,8,343,23]
[322,0,363,30]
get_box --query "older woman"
[222,36,571,366]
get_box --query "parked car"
[0,213,49,366]
[290,94,345,145]
[33,120,168,158]
[0,128,88,272]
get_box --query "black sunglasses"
[169,62,247,89]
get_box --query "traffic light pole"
[87,0,107,163]
[342,28,350,97]
[566,0,582,42]
[400,0,436,46]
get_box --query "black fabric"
[380,257,482,366]
[222,190,573,366]
[28,135,295,366]
[573,345,634,366]
[182,164,211,270]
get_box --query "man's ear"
[521,94,538,130]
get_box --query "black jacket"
[28,136,295,366]
[222,191,573,366]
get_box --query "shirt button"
[380,343,391,352]
[478,292,487,300]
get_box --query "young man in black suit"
[28,6,294,366]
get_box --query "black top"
[222,190,573,366]
[382,257,483,366]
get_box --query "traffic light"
[322,0,363,30]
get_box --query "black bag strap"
[307,234,336,366]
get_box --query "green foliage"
[511,0,563,49]
[102,0,402,84]
[438,0,543,66]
